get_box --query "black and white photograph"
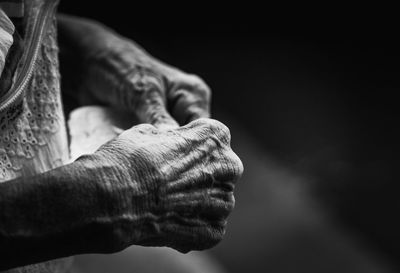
[0,1,399,272]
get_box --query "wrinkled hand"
[58,15,211,129]
[59,16,243,252]
[89,42,211,129]
[90,118,243,252]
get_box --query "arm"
[58,14,210,129]
[0,155,120,270]
[0,119,243,270]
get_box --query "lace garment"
[0,17,68,185]
[0,3,73,272]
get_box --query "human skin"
[0,118,243,270]
[57,14,211,129]
[0,11,243,271]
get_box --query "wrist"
[78,148,162,248]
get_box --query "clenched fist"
[82,118,243,253]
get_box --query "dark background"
[58,3,400,272]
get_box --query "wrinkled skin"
[0,9,244,272]
[58,15,244,251]
[59,15,211,129]
[0,119,243,270]
[89,118,243,253]
[88,46,211,128]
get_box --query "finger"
[137,88,179,130]
[166,166,215,194]
[161,220,226,252]
[170,87,211,125]
[167,189,235,217]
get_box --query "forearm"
[0,116,243,271]
[0,153,144,270]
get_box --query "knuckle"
[187,74,212,97]
[207,119,231,143]
[134,123,156,132]
[185,119,231,147]
[226,150,244,180]
[198,118,228,132]
[128,73,163,95]
[196,84,211,99]
[188,74,206,85]
[183,117,209,129]
[120,73,164,110]
[216,149,244,183]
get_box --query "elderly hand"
[59,15,210,129]
[59,15,243,252]
[86,118,243,252]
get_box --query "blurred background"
[58,3,400,273]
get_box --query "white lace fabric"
[0,17,69,182]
